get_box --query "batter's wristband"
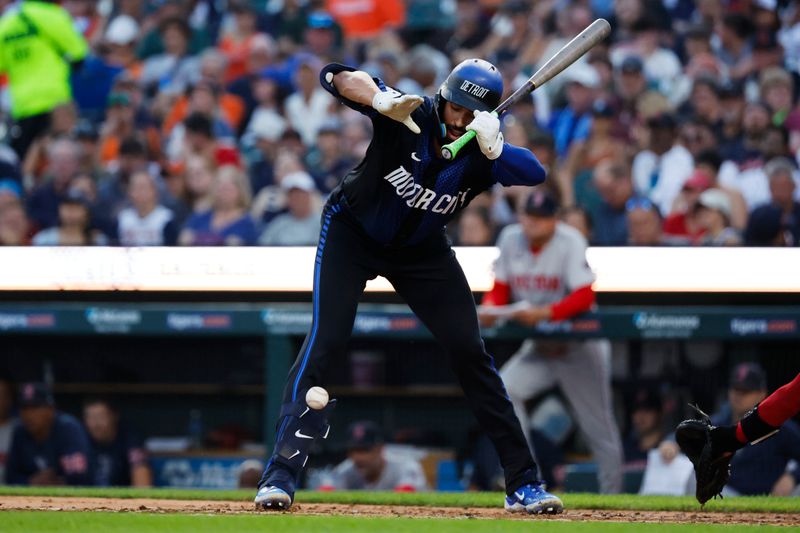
[739,405,780,442]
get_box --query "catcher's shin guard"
[268,399,336,477]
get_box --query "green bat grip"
[440,130,477,161]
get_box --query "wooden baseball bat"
[441,18,612,160]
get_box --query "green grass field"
[1,487,799,532]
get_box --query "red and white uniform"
[486,222,623,494]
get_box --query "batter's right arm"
[321,63,423,133]
[330,70,382,108]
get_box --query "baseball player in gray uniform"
[478,191,623,493]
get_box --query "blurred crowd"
[0,0,799,248]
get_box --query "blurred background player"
[255,58,563,515]
[479,191,623,494]
[6,382,91,486]
[331,420,427,491]
[82,397,152,487]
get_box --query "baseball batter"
[479,191,623,494]
[254,59,563,514]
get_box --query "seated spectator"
[626,197,668,246]
[0,200,33,246]
[165,81,237,159]
[117,171,178,246]
[763,157,800,243]
[558,99,624,207]
[140,17,201,98]
[98,92,161,169]
[548,62,599,158]
[32,191,108,246]
[590,159,633,246]
[0,179,23,214]
[304,119,354,194]
[251,151,305,225]
[26,138,81,231]
[83,398,151,487]
[717,364,800,496]
[690,150,747,231]
[695,189,741,246]
[454,206,496,246]
[180,165,257,246]
[0,378,15,484]
[227,34,277,118]
[96,137,151,223]
[745,204,794,246]
[172,113,241,173]
[631,113,694,216]
[259,171,321,246]
[332,421,428,492]
[182,155,216,214]
[218,1,264,84]
[6,383,92,486]
[284,55,334,146]
[663,170,711,243]
[623,388,665,463]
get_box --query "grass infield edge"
[0,486,796,514]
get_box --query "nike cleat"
[254,485,293,511]
[504,483,564,515]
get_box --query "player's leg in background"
[257,206,377,504]
[499,343,555,452]
[387,249,537,494]
[552,339,623,494]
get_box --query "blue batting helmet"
[437,59,503,113]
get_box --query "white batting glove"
[466,110,503,160]
[372,89,424,134]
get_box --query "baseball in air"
[306,387,329,410]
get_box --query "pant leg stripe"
[291,204,338,401]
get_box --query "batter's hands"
[512,306,552,326]
[372,89,423,134]
[466,110,503,160]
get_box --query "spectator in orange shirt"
[98,92,161,168]
[325,0,404,41]
[162,49,246,137]
[218,1,264,84]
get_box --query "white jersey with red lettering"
[494,221,624,494]
[493,222,594,306]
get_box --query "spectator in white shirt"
[284,55,334,146]
[632,114,694,216]
[259,171,321,246]
[117,171,178,246]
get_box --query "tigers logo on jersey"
[383,166,471,214]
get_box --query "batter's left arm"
[491,144,547,187]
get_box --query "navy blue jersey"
[89,425,147,487]
[6,412,92,485]
[320,63,547,246]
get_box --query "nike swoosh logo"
[288,450,300,459]
[515,491,525,500]
[295,430,314,439]
[411,152,421,162]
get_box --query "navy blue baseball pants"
[276,204,537,493]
